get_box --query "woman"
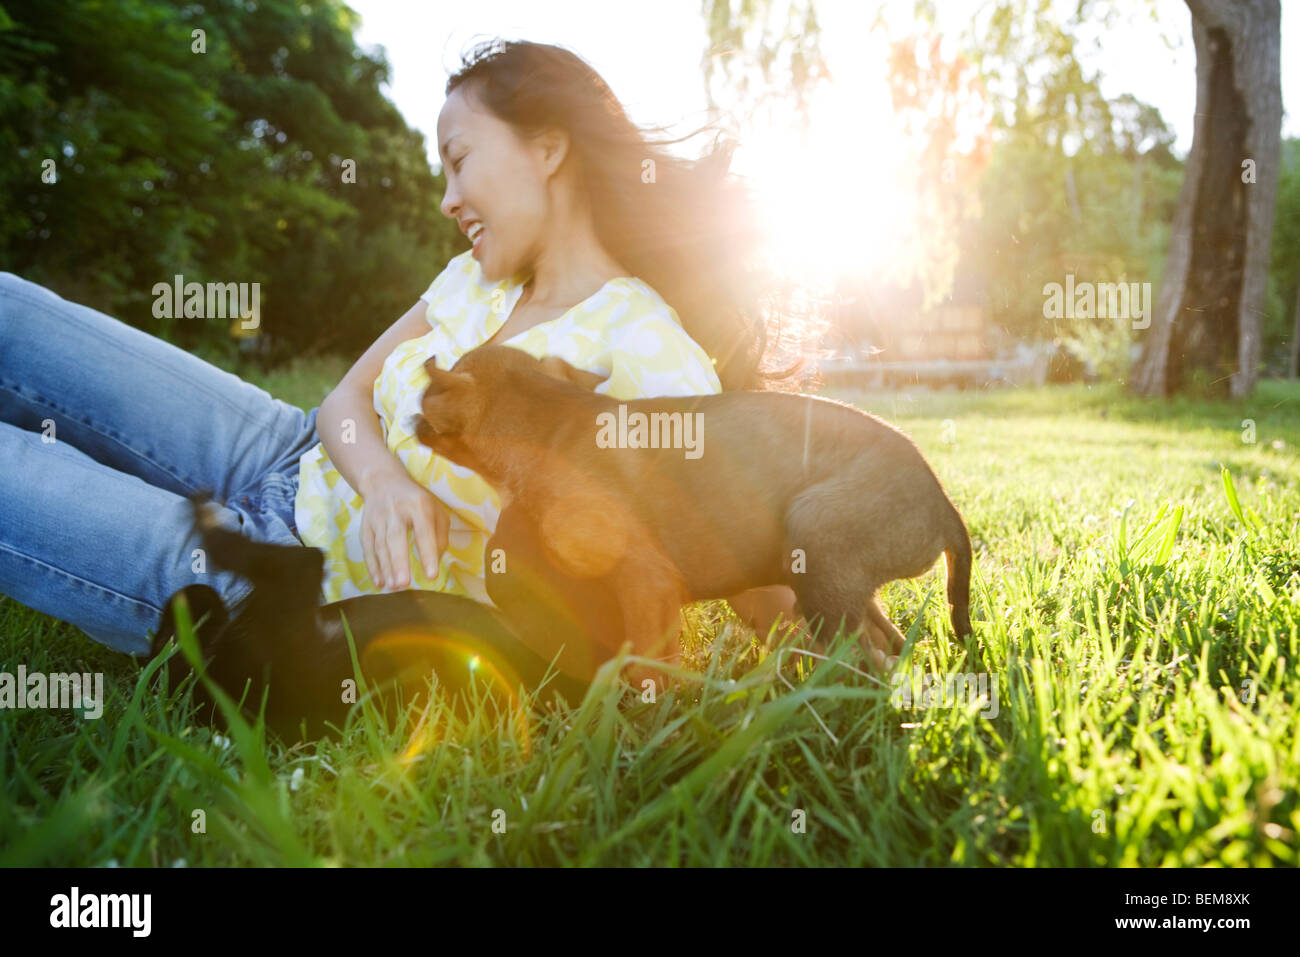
[0,38,798,687]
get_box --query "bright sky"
[347,0,1299,287]
[349,0,1299,165]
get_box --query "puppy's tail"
[188,490,323,585]
[943,506,973,639]
[189,490,270,574]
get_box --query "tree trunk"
[1130,0,1282,398]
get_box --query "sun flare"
[734,55,920,290]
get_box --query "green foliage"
[968,114,1182,349]
[0,0,465,364]
[1269,137,1300,373]
[954,1,1184,370]
[700,0,829,128]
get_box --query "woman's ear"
[535,126,570,178]
[538,355,608,391]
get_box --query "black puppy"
[150,493,589,740]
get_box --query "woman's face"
[437,85,556,284]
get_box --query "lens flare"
[357,626,533,763]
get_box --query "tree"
[0,0,461,365]
[1130,0,1283,398]
[701,0,829,136]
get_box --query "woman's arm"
[317,299,449,589]
[318,299,428,495]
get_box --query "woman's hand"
[358,472,451,590]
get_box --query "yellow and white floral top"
[294,250,723,605]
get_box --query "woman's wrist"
[355,457,410,499]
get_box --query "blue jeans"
[0,271,320,657]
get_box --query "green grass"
[2,367,1298,866]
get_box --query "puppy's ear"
[538,355,608,392]
[418,366,476,437]
[422,356,474,392]
[423,356,460,382]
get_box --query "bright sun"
[733,51,920,291]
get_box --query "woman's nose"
[440,186,460,220]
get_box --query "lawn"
[2,362,1297,866]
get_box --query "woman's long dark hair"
[445,38,799,391]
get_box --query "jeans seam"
[0,374,202,496]
[3,285,277,429]
[0,539,254,625]
[2,285,302,478]
[0,538,165,618]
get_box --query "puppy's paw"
[865,647,899,676]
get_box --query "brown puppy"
[411,345,973,682]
